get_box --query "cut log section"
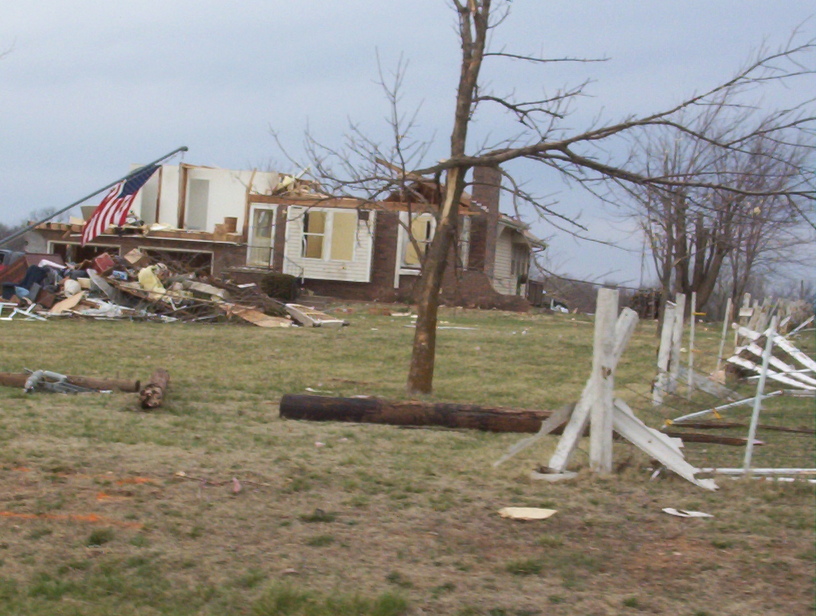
[139,369,170,410]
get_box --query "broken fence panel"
[738,343,816,388]
[736,326,816,374]
[727,356,816,391]
[547,305,638,473]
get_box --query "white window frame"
[395,212,437,286]
[246,204,277,267]
[299,208,358,263]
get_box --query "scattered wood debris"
[0,249,350,329]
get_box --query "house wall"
[492,227,516,295]
[132,165,279,234]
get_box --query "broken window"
[302,211,326,259]
[248,207,275,266]
[301,210,357,261]
[403,214,435,268]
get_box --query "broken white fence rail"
[670,391,784,425]
[613,399,717,491]
[785,315,814,338]
[700,467,816,485]
[743,316,777,472]
[701,467,816,476]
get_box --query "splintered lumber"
[0,372,140,392]
[139,369,170,410]
[224,304,292,328]
[279,394,559,433]
[285,304,347,327]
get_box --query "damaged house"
[30,164,545,310]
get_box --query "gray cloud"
[1,1,813,280]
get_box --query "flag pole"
[0,146,188,249]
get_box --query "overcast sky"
[1,1,814,284]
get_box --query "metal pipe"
[0,146,188,248]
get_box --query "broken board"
[285,303,347,328]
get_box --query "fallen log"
[662,430,765,447]
[279,394,557,433]
[139,369,170,410]
[0,372,140,393]
[279,395,763,448]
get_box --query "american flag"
[80,164,159,246]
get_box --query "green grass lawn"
[0,305,813,615]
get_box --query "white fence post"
[744,316,778,472]
[589,288,618,474]
[669,293,686,393]
[653,304,676,406]
[687,292,696,398]
[716,296,733,373]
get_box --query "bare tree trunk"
[406,3,488,395]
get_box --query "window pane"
[404,215,433,266]
[254,209,273,239]
[304,211,326,234]
[303,235,323,258]
[302,211,326,258]
[248,208,274,266]
[330,212,356,261]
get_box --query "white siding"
[282,206,374,282]
[492,228,516,295]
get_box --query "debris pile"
[0,249,346,328]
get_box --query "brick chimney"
[469,166,502,278]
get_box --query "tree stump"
[139,369,170,410]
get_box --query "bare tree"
[293,1,815,394]
[619,97,815,312]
